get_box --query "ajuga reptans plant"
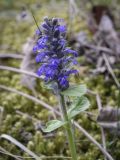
[33,17,90,160]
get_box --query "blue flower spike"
[33,17,78,90]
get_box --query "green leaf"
[43,120,66,133]
[68,96,90,119]
[61,84,87,97]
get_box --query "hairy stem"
[59,94,77,160]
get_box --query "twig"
[0,84,114,160]
[69,0,79,15]
[84,44,113,55]
[74,122,113,160]
[0,65,40,79]
[87,90,107,159]
[0,84,58,117]
[102,53,120,88]
[0,53,23,59]
[96,94,107,157]
[0,134,40,160]
[0,146,23,160]
[0,146,71,159]
[16,110,38,121]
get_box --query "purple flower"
[35,52,46,63]
[58,25,66,33]
[58,39,66,49]
[33,45,38,53]
[50,58,60,67]
[36,29,41,36]
[64,48,78,57]
[37,64,46,76]
[34,17,78,90]
[37,36,48,49]
[58,76,69,89]
[65,70,78,76]
[63,57,78,66]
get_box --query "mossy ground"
[0,0,120,160]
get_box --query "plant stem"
[59,94,77,160]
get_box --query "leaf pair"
[62,84,90,119]
[43,84,90,133]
